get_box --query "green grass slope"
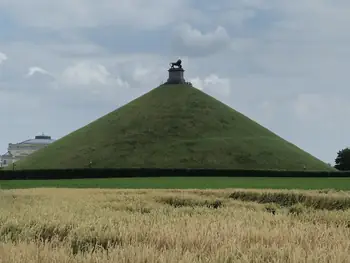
[14,84,333,171]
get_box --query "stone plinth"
[166,68,185,84]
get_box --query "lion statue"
[169,59,182,69]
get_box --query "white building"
[0,134,55,168]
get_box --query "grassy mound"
[14,84,333,170]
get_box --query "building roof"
[14,134,55,145]
[1,151,13,157]
[18,138,55,145]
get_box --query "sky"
[0,0,350,165]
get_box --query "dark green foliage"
[288,204,305,215]
[70,235,122,255]
[0,168,349,180]
[229,190,350,211]
[158,196,223,209]
[264,203,280,215]
[12,85,333,171]
[0,224,22,242]
[334,148,350,170]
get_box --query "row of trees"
[334,148,350,170]
[0,149,348,171]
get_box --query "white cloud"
[172,24,231,56]
[132,67,150,83]
[59,61,130,98]
[189,77,204,91]
[0,52,8,65]
[61,62,112,86]
[190,74,231,96]
[0,0,191,30]
[25,67,51,77]
[220,8,256,27]
[131,64,166,87]
[177,24,230,47]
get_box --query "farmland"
[0,188,349,262]
[1,176,350,190]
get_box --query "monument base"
[165,68,186,85]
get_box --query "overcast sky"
[0,0,349,165]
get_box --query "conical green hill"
[14,84,332,171]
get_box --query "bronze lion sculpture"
[169,59,182,69]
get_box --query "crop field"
[0,188,349,262]
[1,176,350,190]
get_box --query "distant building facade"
[0,134,55,167]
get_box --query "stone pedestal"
[166,68,186,84]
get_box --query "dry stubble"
[0,188,349,263]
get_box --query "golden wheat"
[0,188,349,263]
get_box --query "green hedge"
[0,168,348,180]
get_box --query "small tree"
[334,148,350,170]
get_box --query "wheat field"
[0,188,349,263]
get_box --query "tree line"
[334,148,350,171]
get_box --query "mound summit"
[15,84,331,171]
